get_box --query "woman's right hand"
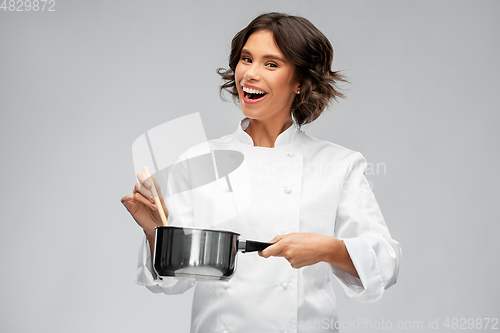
[121,171,169,239]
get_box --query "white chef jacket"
[135,117,401,333]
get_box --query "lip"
[241,91,268,105]
[241,84,268,93]
[240,84,268,105]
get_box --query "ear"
[293,82,301,95]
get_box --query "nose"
[243,64,260,81]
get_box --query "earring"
[296,90,300,94]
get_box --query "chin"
[240,108,261,119]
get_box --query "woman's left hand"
[259,233,338,269]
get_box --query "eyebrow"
[241,49,287,63]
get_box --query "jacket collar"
[235,117,300,148]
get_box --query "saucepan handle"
[238,240,274,253]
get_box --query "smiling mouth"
[242,86,267,101]
[245,92,267,100]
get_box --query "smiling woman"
[217,12,348,127]
[235,30,299,132]
[122,11,401,333]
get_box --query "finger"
[137,171,149,186]
[135,182,153,201]
[260,242,286,258]
[133,192,156,209]
[121,195,139,213]
[288,256,307,269]
[260,234,288,258]
[257,250,274,258]
[132,185,151,202]
[270,234,286,243]
[139,171,165,200]
[120,195,134,204]
[137,171,155,196]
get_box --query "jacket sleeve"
[135,236,196,294]
[330,152,401,303]
[135,156,197,295]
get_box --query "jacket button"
[283,187,292,194]
[223,282,229,289]
[281,282,288,289]
[222,330,228,333]
[287,152,295,157]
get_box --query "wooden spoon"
[143,166,168,226]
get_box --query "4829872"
[1,0,55,11]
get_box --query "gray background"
[1,0,499,332]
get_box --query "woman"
[121,12,401,333]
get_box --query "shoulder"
[296,130,364,164]
[296,131,370,182]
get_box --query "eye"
[266,62,278,68]
[241,57,252,63]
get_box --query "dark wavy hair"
[217,12,348,127]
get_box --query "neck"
[244,114,293,148]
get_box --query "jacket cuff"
[330,237,384,303]
[135,236,196,294]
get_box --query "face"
[235,30,300,123]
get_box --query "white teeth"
[242,86,266,94]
